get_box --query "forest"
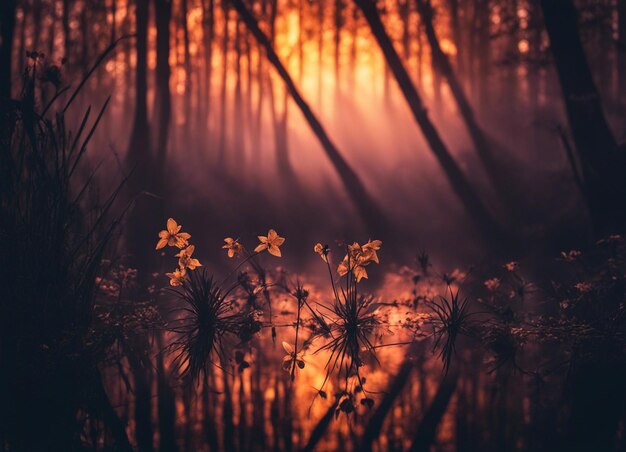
[1,0,625,450]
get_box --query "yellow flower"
[175,245,202,270]
[313,243,329,262]
[281,341,305,372]
[223,237,244,258]
[336,240,382,282]
[361,239,382,264]
[254,229,285,257]
[166,267,187,286]
[484,278,501,291]
[155,218,191,249]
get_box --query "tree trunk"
[156,333,178,451]
[126,347,154,452]
[230,0,387,233]
[409,365,459,451]
[415,0,509,202]
[0,0,16,100]
[353,0,506,242]
[360,342,420,451]
[200,0,215,128]
[154,0,172,172]
[182,0,192,138]
[541,0,626,235]
[218,1,229,164]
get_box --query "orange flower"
[484,278,501,291]
[166,268,187,286]
[175,245,202,270]
[313,242,329,262]
[223,237,244,258]
[156,218,191,249]
[254,229,285,257]
[337,240,382,282]
[361,239,382,264]
[281,341,305,372]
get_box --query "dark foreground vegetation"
[1,0,626,450]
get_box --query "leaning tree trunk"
[541,0,626,236]
[415,0,510,203]
[230,0,387,234]
[409,365,460,451]
[353,0,506,242]
[360,342,421,451]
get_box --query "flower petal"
[268,245,282,257]
[282,341,294,354]
[167,218,178,234]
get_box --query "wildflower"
[314,242,329,262]
[560,250,581,262]
[281,341,305,372]
[175,245,202,270]
[337,240,382,282]
[574,282,592,293]
[254,229,285,257]
[484,278,501,291]
[166,267,188,286]
[503,261,518,272]
[156,218,191,249]
[361,239,382,264]
[223,237,244,258]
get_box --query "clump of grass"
[0,44,131,450]
[167,269,262,380]
[429,287,473,375]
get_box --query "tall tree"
[541,0,626,235]
[0,0,16,100]
[154,0,172,170]
[230,0,386,233]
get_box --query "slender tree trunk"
[409,365,459,451]
[360,342,421,451]
[221,365,236,451]
[200,0,215,128]
[0,0,16,100]
[202,372,220,451]
[541,0,626,235]
[154,0,172,172]
[156,333,177,451]
[89,368,134,452]
[182,0,192,138]
[234,19,245,164]
[618,0,626,104]
[126,347,154,452]
[353,0,506,242]
[218,1,229,164]
[415,0,509,200]
[230,0,387,233]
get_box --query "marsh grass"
[167,268,262,380]
[0,44,132,449]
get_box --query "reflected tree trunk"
[409,365,459,451]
